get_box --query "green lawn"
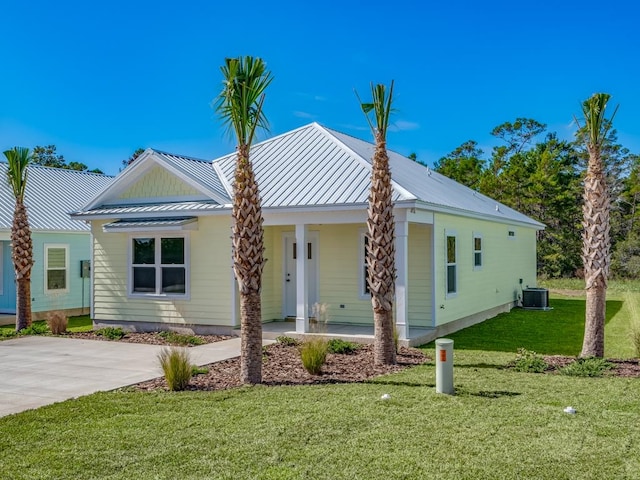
[1,350,638,479]
[1,292,639,478]
[0,315,92,337]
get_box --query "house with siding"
[0,164,113,321]
[72,123,544,345]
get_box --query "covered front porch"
[261,320,437,348]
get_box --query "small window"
[131,235,187,296]
[45,244,69,293]
[508,230,516,238]
[360,230,371,297]
[473,233,482,270]
[446,233,457,296]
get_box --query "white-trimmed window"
[359,230,371,298]
[446,231,457,297]
[45,244,69,293]
[130,235,188,297]
[473,233,483,270]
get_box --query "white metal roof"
[0,163,113,232]
[75,123,543,228]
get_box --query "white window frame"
[128,233,190,299]
[473,232,483,271]
[44,244,70,294]
[445,230,457,298]
[359,229,371,300]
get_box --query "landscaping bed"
[64,330,231,347]
[543,355,640,377]
[135,342,429,391]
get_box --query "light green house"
[0,164,113,321]
[72,123,543,345]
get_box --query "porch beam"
[295,223,309,333]
[395,220,409,340]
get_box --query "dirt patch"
[63,331,231,346]
[134,343,429,392]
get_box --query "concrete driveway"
[0,336,242,417]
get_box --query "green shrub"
[158,331,204,346]
[1,329,17,338]
[191,365,209,376]
[19,322,49,336]
[299,338,328,375]
[158,348,192,391]
[512,348,548,373]
[276,335,300,346]
[95,327,126,340]
[327,338,360,354]
[559,357,614,377]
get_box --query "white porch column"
[295,223,309,333]
[395,220,409,340]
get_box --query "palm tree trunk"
[581,145,609,358]
[232,144,265,384]
[368,135,396,365]
[11,200,33,331]
[239,291,262,383]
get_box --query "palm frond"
[355,81,395,139]
[3,147,31,201]
[580,93,618,147]
[215,56,273,147]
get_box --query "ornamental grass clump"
[46,311,68,335]
[158,347,192,391]
[300,338,328,375]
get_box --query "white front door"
[284,233,318,317]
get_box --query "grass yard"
[0,350,638,479]
[0,315,93,337]
[1,289,639,479]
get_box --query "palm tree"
[215,56,272,384]
[3,147,34,331]
[356,81,397,365]
[575,93,618,358]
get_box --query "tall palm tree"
[575,93,618,358]
[356,81,397,365]
[3,147,34,331]
[215,56,272,384]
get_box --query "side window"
[446,232,457,296]
[45,244,69,293]
[473,233,482,270]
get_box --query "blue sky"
[1,0,638,175]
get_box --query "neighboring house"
[72,123,544,344]
[0,164,113,320]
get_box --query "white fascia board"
[417,201,545,230]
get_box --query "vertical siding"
[31,232,92,313]
[408,223,432,327]
[118,166,203,199]
[433,213,537,326]
[92,216,234,325]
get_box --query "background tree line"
[432,118,640,279]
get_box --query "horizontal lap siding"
[315,224,372,325]
[92,217,234,326]
[433,213,537,326]
[118,166,203,199]
[31,233,92,312]
[261,226,283,321]
[408,223,432,327]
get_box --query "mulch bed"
[134,343,429,392]
[543,355,640,377]
[63,331,231,346]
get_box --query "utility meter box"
[80,260,91,278]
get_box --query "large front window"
[131,236,187,296]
